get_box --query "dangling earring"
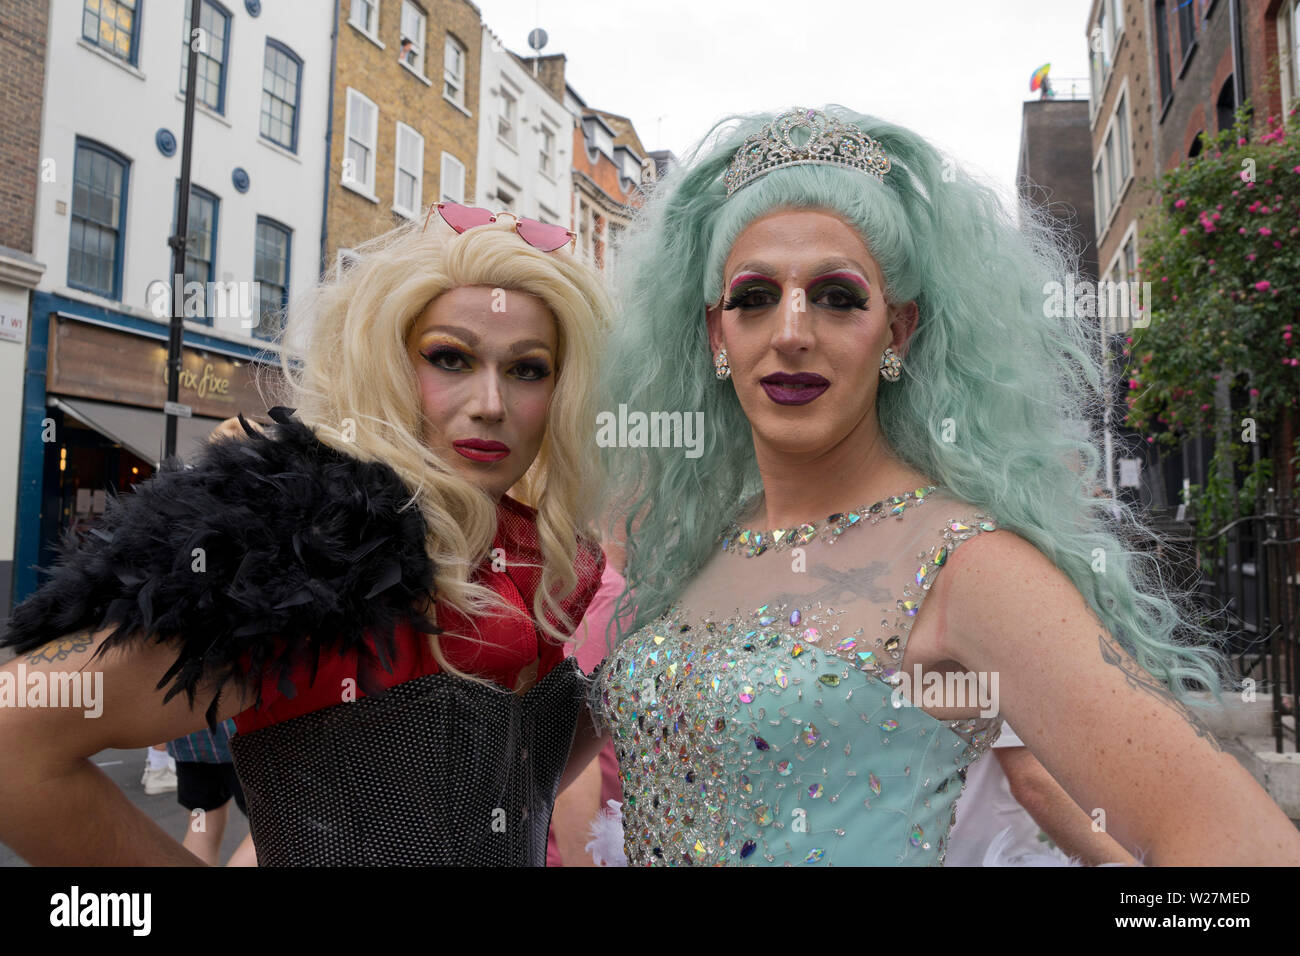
[879,347,902,382]
[714,348,731,381]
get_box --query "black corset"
[229,656,586,865]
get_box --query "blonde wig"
[262,217,612,671]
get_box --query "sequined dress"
[594,487,1002,866]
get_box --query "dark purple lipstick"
[759,371,830,406]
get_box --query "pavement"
[0,748,251,867]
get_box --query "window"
[537,202,559,226]
[539,124,555,176]
[171,182,219,322]
[1123,234,1137,280]
[253,217,291,339]
[343,88,379,196]
[1178,0,1196,58]
[400,1,425,73]
[82,0,139,64]
[1292,1,1300,101]
[350,0,378,38]
[495,177,516,213]
[1093,159,1107,234]
[440,152,465,203]
[180,0,231,114]
[1105,128,1118,208]
[393,123,424,218]
[1115,91,1131,187]
[68,138,129,300]
[444,35,466,106]
[1155,0,1173,106]
[261,41,302,152]
[498,87,517,145]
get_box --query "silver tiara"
[722,107,892,198]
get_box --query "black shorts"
[175,761,248,816]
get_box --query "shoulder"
[928,516,1088,664]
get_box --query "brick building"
[327,0,483,266]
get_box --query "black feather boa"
[1,407,437,727]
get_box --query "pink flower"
[1250,388,1260,397]
[1239,137,1248,145]
[1262,205,1272,213]
[1217,204,1224,211]
[1276,240,1283,248]
[1125,336,1133,344]
[1239,227,1248,234]
[1260,227,1273,236]
[1286,324,1294,331]
[1256,280,1271,291]
[1146,437,1155,444]
[1293,358,1300,367]
[1174,198,1187,209]
[1200,404,1210,411]
[1285,331,1293,341]
[1247,253,1257,261]
[1212,212,1220,219]
[1179,227,1188,235]
[1129,378,1140,389]
[1161,276,1169,282]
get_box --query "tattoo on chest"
[1097,632,1224,753]
[761,561,894,611]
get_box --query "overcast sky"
[475,0,1095,208]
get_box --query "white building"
[474,27,571,234]
[12,0,332,608]
[34,0,332,343]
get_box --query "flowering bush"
[1123,104,1299,530]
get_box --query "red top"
[233,494,606,734]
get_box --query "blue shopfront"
[12,292,279,608]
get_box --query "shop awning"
[49,396,226,466]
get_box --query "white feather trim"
[584,799,628,867]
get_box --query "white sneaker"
[142,765,178,795]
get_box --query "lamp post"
[164,0,204,459]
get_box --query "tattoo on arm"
[24,633,94,666]
[1097,632,1224,753]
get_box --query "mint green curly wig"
[597,104,1228,699]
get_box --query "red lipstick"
[452,439,511,462]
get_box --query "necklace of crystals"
[720,486,939,557]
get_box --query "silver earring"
[714,348,731,380]
[880,347,902,382]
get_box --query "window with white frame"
[1105,128,1118,208]
[394,122,424,218]
[498,87,517,145]
[1115,90,1131,187]
[539,124,555,176]
[343,88,379,195]
[350,0,379,38]
[1283,0,1300,108]
[1122,233,1137,280]
[440,152,465,203]
[400,1,425,74]
[537,202,559,225]
[1094,159,1107,234]
[444,35,466,106]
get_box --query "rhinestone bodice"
[594,489,1002,866]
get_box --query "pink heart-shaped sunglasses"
[422,200,576,253]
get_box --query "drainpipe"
[319,0,341,279]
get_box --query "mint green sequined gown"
[593,488,1003,866]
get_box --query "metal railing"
[1149,492,1299,752]
[1031,77,1091,102]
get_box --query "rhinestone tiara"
[722,107,892,198]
